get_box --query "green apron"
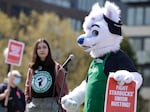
[84,53,110,112]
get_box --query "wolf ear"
[91,2,101,11]
[89,2,103,17]
[103,1,121,23]
[103,1,122,36]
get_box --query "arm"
[55,63,69,112]
[56,68,69,97]
[61,80,87,112]
[0,83,9,101]
[25,68,32,103]
[0,89,9,100]
[55,63,69,97]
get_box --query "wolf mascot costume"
[61,1,143,112]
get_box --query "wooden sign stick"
[4,65,14,106]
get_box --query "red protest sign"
[5,39,24,66]
[104,77,137,112]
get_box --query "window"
[0,2,6,12]
[129,37,150,64]
[129,38,143,51]
[41,0,70,8]
[136,7,144,25]
[145,7,150,25]
[121,0,149,2]
[129,37,150,87]
[71,18,82,31]
[145,38,150,52]
[143,68,150,87]
[127,8,135,25]
[127,6,150,25]
[78,0,104,11]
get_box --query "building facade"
[120,1,150,111]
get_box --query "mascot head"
[77,1,123,58]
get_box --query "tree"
[121,36,145,112]
[121,37,137,65]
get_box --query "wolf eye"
[92,30,99,36]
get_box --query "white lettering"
[109,90,134,97]
[111,101,131,108]
[116,85,128,91]
[9,45,21,57]
[114,96,128,101]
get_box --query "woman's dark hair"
[29,38,55,75]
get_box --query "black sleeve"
[0,84,4,94]
[105,51,137,77]
[0,83,7,105]
[0,82,7,94]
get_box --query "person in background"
[25,38,69,112]
[0,70,26,112]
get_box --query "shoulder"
[110,50,127,58]
[0,82,7,87]
[0,82,7,92]
[28,68,35,76]
[109,50,132,62]
[108,50,136,71]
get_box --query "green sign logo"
[32,71,52,93]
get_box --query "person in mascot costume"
[61,1,143,112]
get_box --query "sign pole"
[4,65,14,106]
[4,39,25,108]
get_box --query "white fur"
[103,1,121,23]
[131,72,143,89]
[83,3,103,33]
[61,81,86,112]
[78,1,123,58]
[110,70,143,89]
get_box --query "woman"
[25,38,69,112]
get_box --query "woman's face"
[37,42,49,61]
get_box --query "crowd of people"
[0,38,69,112]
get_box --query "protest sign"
[104,77,137,112]
[5,39,24,66]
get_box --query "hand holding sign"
[104,71,137,112]
[4,39,24,106]
[110,70,134,86]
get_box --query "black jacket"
[0,82,26,112]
